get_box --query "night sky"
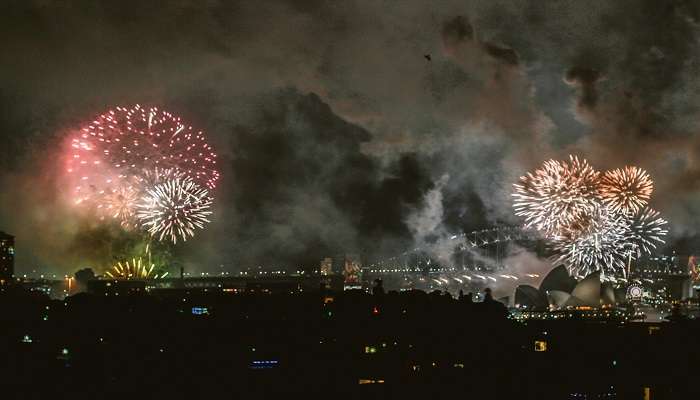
[2,1,700,274]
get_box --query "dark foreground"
[1,286,698,399]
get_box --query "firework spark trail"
[67,105,219,212]
[104,257,168,279]
[600,166,653,215]
[137,177,213,244]
[512,155,600,235]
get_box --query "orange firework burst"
[600,166,653,215]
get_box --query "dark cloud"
[564,67,600,109]
[481,42,519,66]
[211,89,431,267]
[442,16,474,48]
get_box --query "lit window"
[534,341,547,352]
[191,307,209,315]
[358,379,384,385]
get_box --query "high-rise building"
[0,231,15,284]
[326,253,364,290]
[320,257,333,276]
[343,254,362,290]
[332,253,345,275]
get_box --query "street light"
[66,276,74,295]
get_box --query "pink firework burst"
[66,105,219,215]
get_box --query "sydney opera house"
[514,266,626,311]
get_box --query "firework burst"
[513,156,668,279]
[627,208,668,256]
[103,183,140,226]
[137,177,213,244]
[138,167,186,187]
[600,166,653,215]
[512,155,600,235]
[105,257,169,280]
[551,206,630,278]
[67,105,219,210]
[65,106,220,243]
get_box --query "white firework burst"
[626,208,668,256]
[551,205,630,279]
[513,155,601,236]
[136,177,213,244]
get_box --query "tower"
[0,231,15,284]
[343,253,362,290]
[320,257,333,276]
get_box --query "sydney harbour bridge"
[364,226,544,297]
[369,226,540,272]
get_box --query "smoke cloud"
[2,1,700,275]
